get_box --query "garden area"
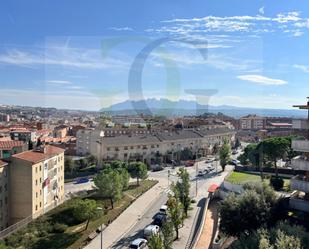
[1,161,156,249]
[226,171,291,191]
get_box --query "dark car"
[75,177,89,184]
[152,213,167,227]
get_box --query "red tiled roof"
[0,160,8,167]
[12,145,64,164]
[0,140,24,150]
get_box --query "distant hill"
[101,98,306,118]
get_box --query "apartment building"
[10,129,37,143]
[289,98,309,212]
[240,115,265,130]
[0,160,9,230]
[77,128,235,164]
[10,145,65,224]
[0,141,27,159]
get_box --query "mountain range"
[101,98,306,118]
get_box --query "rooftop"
[0,140,24,150]
[12,145,64,164]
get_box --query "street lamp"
[97,207,103,249]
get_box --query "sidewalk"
[172,168,231,249]
[195,202,218,249]
[84,178,167,249]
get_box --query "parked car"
[197,170,205,177]
[230,159,240,166]
[143,225,160,239]
[75,177,89,184]
[232,150,238,155]
[153,213,167,227]
[159,205,168,214]
[185,160,195,167]
[151,164,163,172]
[129,238,148,249]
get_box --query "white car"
[129,238,147,249]
[159,205,168,214]
[144,225,160,239]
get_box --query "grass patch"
[3,179,158,249]
[226,172,290,191]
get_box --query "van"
[143,225,159,239]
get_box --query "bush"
[270,176,284,191]
[53,223,68,233]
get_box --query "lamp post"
[97,207,103,249]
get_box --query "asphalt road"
[111,160,225,249]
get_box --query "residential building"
[77,128,235,164]
[10,129,37,143]
[0,141,27,159]
[10,145,65,224]
[289,98,309,212]
[240,114,265,130]
[0,160,9,230]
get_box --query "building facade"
[10,146,65,224]
[0,141,27,159]
[240,115,266,130]
[77,128,235,164]
[289,99,309,212]
[0,160,9,230]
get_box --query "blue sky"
[1,0,309,110]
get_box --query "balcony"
[289,197,309,212]
[293,119,309,129]
[290,176,309,193]
[291,156,309,171]
[292,140,309,152]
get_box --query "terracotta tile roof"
[0,140,24,150]
[12,145,64,164]
[0,160,8,167]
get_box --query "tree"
[148,234,164,249]
[231,221,308,249]
[72,199,98,230]
[128,162,148,186]
[64,157,75,174]
[162,221,174,249]
[167,195,183,240]
[219,140,231,171]
[234,138,241,150]
[117,167,130,190]
[219,183,277,237]
[174,168,191,217]
[87,155,97,165]
[94,169,123,209]
[259,137,290,177]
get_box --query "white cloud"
[155,11,308,38]
[46,80,72,85]
[109,27,133,31]
[0,46,128,70]
[294,64,309,73]
[237,75,287,85]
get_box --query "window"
[36,192,38,198]
[4,184,7,191]
[35,205,38,211]
[40,190,42,195]
[40,202,42,207]
[124,146,128,150]
[130,146,134,149]
[40,178,42,183]
[39,165,42,171]
[35,167,38,173]
[35,180,38,186]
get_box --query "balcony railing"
[291,156,309,171]
[290,176,309,193]
[293,119,309,129]
[289,197,309,212]
[292,140,309,152]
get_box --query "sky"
[1,0,309,111]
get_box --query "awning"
[208,184,219,193]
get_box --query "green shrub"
[270,176,284,191]
[53,223,68,233]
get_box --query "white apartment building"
[77,128,235,164]
[240,115,265,130]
